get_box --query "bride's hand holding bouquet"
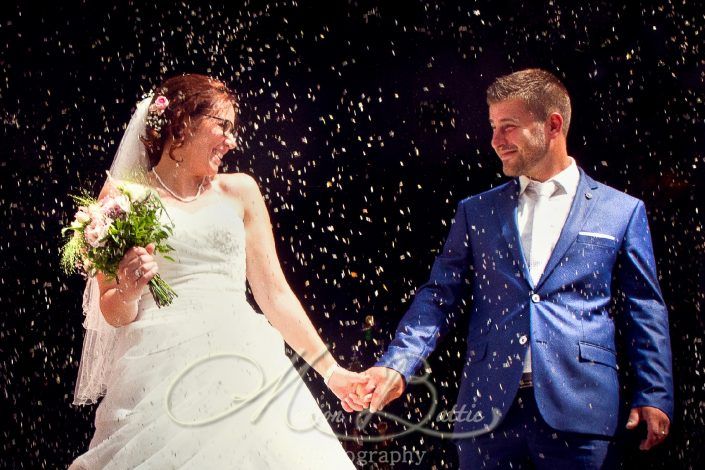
[60,177,177,307]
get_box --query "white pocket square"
[578,231,616,241]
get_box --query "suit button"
[519,335,528,345]
[531,293,541,303]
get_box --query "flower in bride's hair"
[148,95,169,114]
[146,94,169,134]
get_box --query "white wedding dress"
[70,195,355,469]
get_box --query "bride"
[69,74,368,469]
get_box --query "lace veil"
[73,97,152,405]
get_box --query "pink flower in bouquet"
[87,203,103,222]
[84,216,112,248]
[101,194,130,219]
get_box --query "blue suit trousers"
[456,388,617,469]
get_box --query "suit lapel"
[496,180,533,288]
[536,169,600,289]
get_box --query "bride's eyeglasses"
[198,113,236,137]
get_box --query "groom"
[354,69,673,468]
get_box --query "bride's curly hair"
[141,74,237,167]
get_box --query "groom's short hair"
[487,68,572,137]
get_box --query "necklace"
[151,168,206,203]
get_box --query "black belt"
[519,372,533,388]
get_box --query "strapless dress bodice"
[152,197,246,294]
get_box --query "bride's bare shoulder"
[217,173,261,197]
[216,173,262,220]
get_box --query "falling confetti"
[1,1,703,468]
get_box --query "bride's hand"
[326,367,372,413]
[115,243,158,300]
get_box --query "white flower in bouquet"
[120,181,151,204]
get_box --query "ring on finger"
[134,267,143,280]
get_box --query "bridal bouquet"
[60,178,177,307]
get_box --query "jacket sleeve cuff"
[375,347,426,384]
[630,396,674,423]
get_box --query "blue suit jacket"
[376,169,673,437]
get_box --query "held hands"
[626,406,670,450]
[327,365,406,414]
[330,368,672,450]
[116,243,158,300]
[359,366,406,413]
[325,366,372,412]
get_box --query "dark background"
[1,1,703,468]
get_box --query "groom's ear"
[546,112,564,138]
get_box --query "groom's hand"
[361,366,406,413]
[626,406,670,450]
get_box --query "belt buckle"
[519,372,533,388]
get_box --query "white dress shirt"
[517,158,580,374]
